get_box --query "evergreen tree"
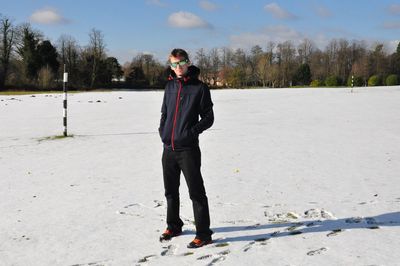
[294,63,311,85]
[17,25,40,81]
[37,40,59,73]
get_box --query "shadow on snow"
[211,212,400,242]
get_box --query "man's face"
[170,56,189,78]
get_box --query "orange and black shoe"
[187,237,212,248]
[159,229,182,242]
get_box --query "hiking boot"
[159,229,182,242]
[187,237,212,248]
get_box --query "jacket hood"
[168,65,200,81]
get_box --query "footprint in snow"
[288,231,302,235]
[70,260,109,266]
[270,231,281,237]
[327,229,344,237]
[197,254,213,260]
[287,222,304,231]
[214,242,229,248]
[346,217,361,224]
[345,216,380,228]
[206,250,230,266]
[123,203,139,209]
[245,223,261,229]
[153,200,163,208]
[304,209,335,219]
[242,241,255,252]
[365,217,377,224]
[160,244,177,256]
[137,254,156,263]
[307,247,328,256]
[242,237,269,252]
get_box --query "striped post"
[351,75,354,93]
[63,64,68,137]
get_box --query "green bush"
[325,75,341,87]
[310,80,324,87]
[385,74,399,86]
[347,76,364,87]
[368,75,381,86]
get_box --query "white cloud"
[29,7,69,25]
[264,3,298,20]
[229,24,399,55]
[230,25,304,50]
[382,21,400,29]
[362,39,400,54]
[387,4,400,15]
[199,0,218,11]
[168,11,211,29]
[228,25,347,54]
[146,0,167,7]
[110,49,139,65]
[386,40,400,53]
[113,49,164,64]
[316,6,332,18]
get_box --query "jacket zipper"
[171,79,183,151]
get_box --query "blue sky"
[1,0,399,64]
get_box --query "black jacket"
[159,65,214,151]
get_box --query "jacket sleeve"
[191,84,214,135]
[158,91,167,137]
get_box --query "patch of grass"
[270,219,290,224]
[289,85,310,88]
[288,231,303,235]
[37,134,74,142]
[0,88,124,95]
[0,91,64,95]
[215,242,229,247]
[137,254,156,263]
[0,90,114,96]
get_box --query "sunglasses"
[170,59,189,68]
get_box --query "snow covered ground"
[1,86,399,266]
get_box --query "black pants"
[162,146,212,239]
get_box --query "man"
[158,48,214,248]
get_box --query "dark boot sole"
[159,233,182,242]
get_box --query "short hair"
[170,48,189,61]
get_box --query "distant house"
[112,76,126,83]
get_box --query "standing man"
[158,48,214,248]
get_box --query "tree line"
[196,40,400,88]
[1,14,400,91]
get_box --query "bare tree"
[325,39,339,77]
[57,34,80,86]
[88,28,106,88]
[0,15,16,88]
[250,45,263,86]
[309,48,327,81]
[277,41,296,87]
[337,39,350,83]
[195,48,211,83]
[297,38,314,64]
[370,43,389,78]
